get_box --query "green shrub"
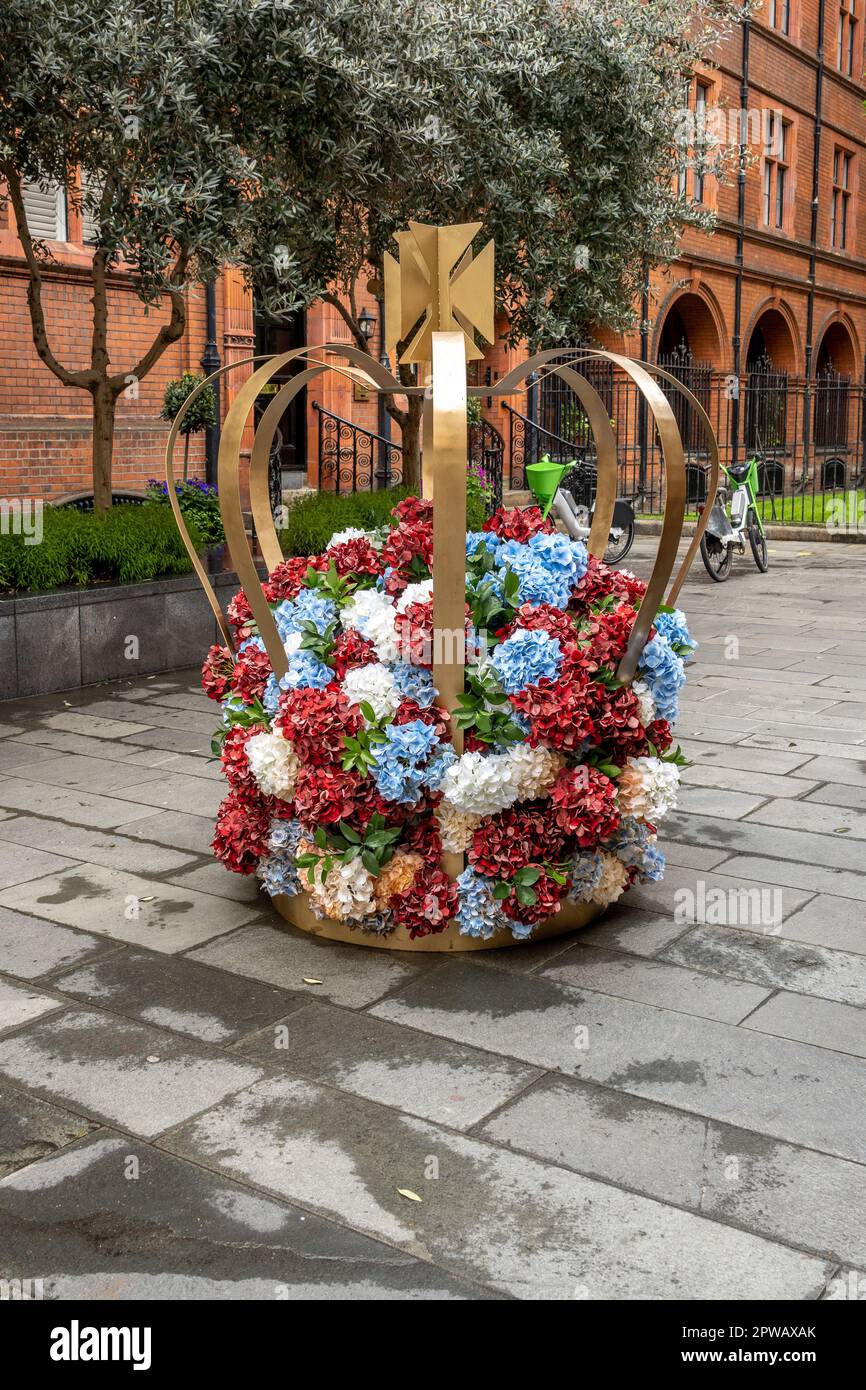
[146,477,224,545]
[0,504,201,594]
[279,487,410,556]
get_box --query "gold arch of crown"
[166,223,718,914]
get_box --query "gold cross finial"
[383,221,495,364]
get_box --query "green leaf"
[491,881,511,900]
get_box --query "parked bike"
[699,455,769,582]
[525,454,636,565]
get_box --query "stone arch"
[653,286,725,367]
[744,300,801,374]
[814,313,859,378]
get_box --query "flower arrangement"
[203,496,694,945]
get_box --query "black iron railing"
[504,403,589,488]
[468,417,504,512]
[314,403,404,492]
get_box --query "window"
[762,114,791,229]
[832,148,853,248]
[694,81,711,204]
[21,179,67,241]
[838,1,858,75]
[677,78,713,205]
[770,0,791,34]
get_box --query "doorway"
[254,310,308,487]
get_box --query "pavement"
[0,536,864,1300]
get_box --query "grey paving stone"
[683,741,816,775]
[479,1075,708,1207]
[721,854,866,901]
[78,699,216,736]
[742,734,866,760]
[540,945,771,1023]
[42,711,154,740]
[6,753,171,796]
[0,979,63,1036]
[117,749,223,782]
[777,896,866,955]
[562,906,692,958]
[120,809,216,856]
[0,1132,488,1300]
[167,862,262,903]
[0,816,197,876]
[371,962,866,1163]
[236,1001,540,1129]
[161,1074,829,1300]
[0,906,116,980]
[663,810,866,873]
[109,773,225,818]
[0,864,261,954]
[741,991,866,1059]
[0,840,77,888]
[188,923,435,1009]
[657,840,732,871]
[114,726,213,757]
[0,1082,96,1178]
[0,777,157,830]
[745,797,866,840]
[0,741,64,773]
[52,948,303,1045]
[821,1268,866,1301]
[797,758,866,788]
[663,924,866,1006]
[680,764,819,799]
[623,863,813,924]
[0,1008,263,1137]
[701,1122,866,1271]
[806,783,866,811]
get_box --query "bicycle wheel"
[748,510,768,572]
[604,523,635,566]
[700,533,733,582]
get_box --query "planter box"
[0,570,240,701]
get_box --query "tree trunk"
[400,395,423,492]
[91,383,117,512]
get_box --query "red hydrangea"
[220,724,267,792]
[391,496,433,527]
[549,766,620,845]
[507,602,576,647]
[265,554,327,603]
[483,505,555,542]
[394,600,434,667]
[381,520,433,580]
[400,810,443,866]
[393,698,450,741]
[468,806,564,880]
[588,683,647,759]
[571,556,646,613]
[226,590,257,642]
[510,672,595,752]
[327,537,382,579]
[576,606,639,671]
[201,644,233,702]
[293,764,370,827]
[501,870,567,926]
[331,627,377,680]
[277,685,362,764]
[230,643,272,703]
[212,786,272,874]
[390,865,458,938]
[647,717,674,753]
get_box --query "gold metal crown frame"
[166,223,718,951]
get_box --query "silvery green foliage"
[0,0,741,337]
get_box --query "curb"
[634,519,866,544]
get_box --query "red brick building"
[2,3,865,507]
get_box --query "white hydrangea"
[439,749,525,816]
[507,744,565,801]
[245,731,299,801]
[340,588,400,663]
[590,852,629,907]
[341,662,401,722]
[617,756,680,822]
[435,802,481,853]
[307,855,376,921]
[327,526,377,549]
[632,679,657,729]
[395,578,434,612]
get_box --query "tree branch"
[2,164,95,390]
[112,249,190,391]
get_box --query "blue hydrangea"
[638,634,686,722]
[273,590,336,642]
[496,532,588,608]
[263,651,332,713]
[466,531,499,560]
[653,608,697,660]
[608,816,652,868]
[238,635,265,655]
[508,917,537,942]
[456,868,508,940]
[257,818,303,897]
[392,663,438,708]
[568,849,605,902]
[491,628,562,695]
[371,719,452,805]
[639,842,666,883]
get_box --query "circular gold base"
[269,890,604,952]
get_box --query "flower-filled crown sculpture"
[166,223,716,951]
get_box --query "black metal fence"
[314,402,404,492]
[506,356,866,532]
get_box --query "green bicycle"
[699,454,769,582]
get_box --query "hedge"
[278,480,488,556]
[0,504,200,594]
